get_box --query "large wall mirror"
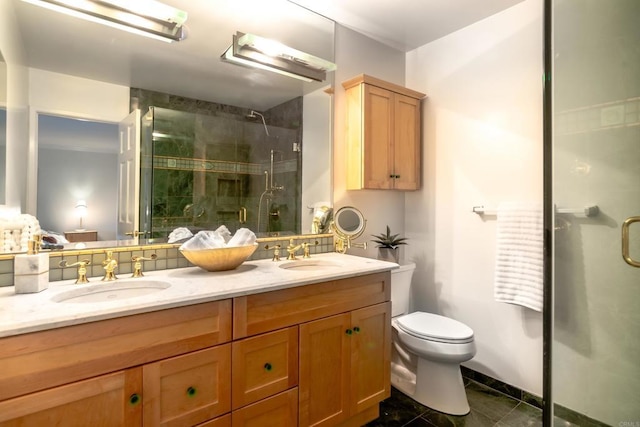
[2,0,334,253]
[0,50,6,205]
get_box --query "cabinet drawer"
[196,413,231,427]
[0,368,142,426]
[231,388,298,427]
[143,345,231,427]
[0,300,232,401]
[233,272,390,338]
[232,326,298,409]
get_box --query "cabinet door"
[232,388,298,427]
[0,368,142,427]
[143,344,231,427]
[299,313,351,427]
[393,94,421,190]
[350,302,391,414]
[363,84,394,189]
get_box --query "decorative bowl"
[180,244,258,271]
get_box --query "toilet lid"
[396,312,474,343]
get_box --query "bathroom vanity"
[0,253,395,427]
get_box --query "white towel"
[494,202,543,312]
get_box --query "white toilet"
[390,263,476,415]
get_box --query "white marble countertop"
[0,253,398,338]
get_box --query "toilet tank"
[390,262,416,317]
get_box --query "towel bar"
[472,205,599,217]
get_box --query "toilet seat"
[396,312,474,344]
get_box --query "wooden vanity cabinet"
[0,270,391,427]
[234,271,391,427]
[0,300,232,427]
[343,74,425,191]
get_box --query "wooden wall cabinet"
[0,271,391,427]
[343,74,425,191]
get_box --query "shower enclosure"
[139,106,301,239]
[548,0,640,425]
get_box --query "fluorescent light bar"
[220,32,336,82]
[21,0,188,43]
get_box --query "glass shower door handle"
[622,216,640,267]
[238,207,247,224]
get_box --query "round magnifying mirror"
[333,206,366,237]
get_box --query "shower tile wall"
[131,88,302,237]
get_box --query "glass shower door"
[551,0,640,425]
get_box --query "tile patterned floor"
[367,381,582,427]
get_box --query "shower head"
[246,110,270,136]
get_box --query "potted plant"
[371,226,407,263]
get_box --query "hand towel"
[494,202,543,312]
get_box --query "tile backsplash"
[0,235,334,287]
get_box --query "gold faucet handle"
[271,245,281,262]
[59,259,91,284]
[131,254,158,277]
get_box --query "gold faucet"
[102,250,118,281]
[131,253,157,277]
[59,259,91,284]
[286,239,303,260]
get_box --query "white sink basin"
[278,260,342,271]
[52,280,171,303]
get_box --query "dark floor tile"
[403,416,433,426]
[495,402,542,427]
[553,405,610,427]
[420,408,495,427]
[522,391,543,410]
[553,416,582,427]
[465,381,520,422]
[366,388,430,427]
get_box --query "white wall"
[333,25,408,259]
[29,69,130,122]
[0,0,29,211]
[404,0,544,395]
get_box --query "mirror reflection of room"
[138,97,303,240]
[36,114,119,243]
[0,51,6,205]
[0,0,335,251]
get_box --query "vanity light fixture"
[220,31,337,82]
[21,0,188,43]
